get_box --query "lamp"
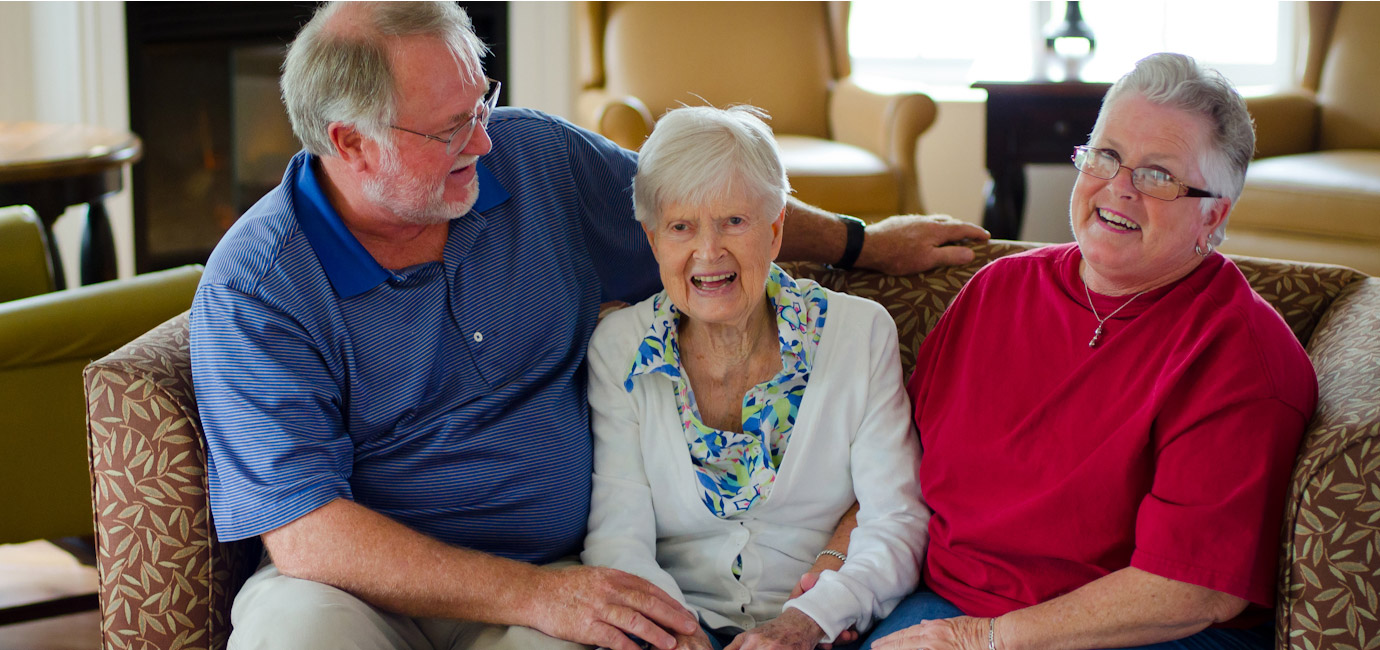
[1044,2,1095,81]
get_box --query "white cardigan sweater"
[581,286,930,642]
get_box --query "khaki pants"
[228,560,590,650]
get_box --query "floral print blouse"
[625,264,829,519]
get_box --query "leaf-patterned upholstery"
[85,243,1377,650]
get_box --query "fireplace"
[126,2,509,274]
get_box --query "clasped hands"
[528,565,836,650]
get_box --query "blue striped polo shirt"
[190,108,660,563]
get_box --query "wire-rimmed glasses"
[1072,145,1221,201]
[390,78,501,156]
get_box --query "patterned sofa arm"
[1276,277,1380,650]
[85,312,261,650]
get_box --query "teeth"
[1098,209,1140,230]
[691,272,737,289]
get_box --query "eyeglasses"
[390,78,502,156]
[1071,146,1221,201]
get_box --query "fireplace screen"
[127,2,508,273]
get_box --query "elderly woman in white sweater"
[581,105,929,650]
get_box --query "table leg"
[81,200,118,285]
[982,163,1028,240]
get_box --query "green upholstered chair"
[1,264,203,547]
[2,204,204,545]
[0,205,57,303]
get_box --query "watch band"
[835,215,866,270]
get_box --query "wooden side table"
[0,122,142,288]
[973,81,1110,240]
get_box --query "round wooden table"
[0,122,142,288]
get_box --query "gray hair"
[281,1,489,157]
[1091,52,1254,246]
[634,105,791,226]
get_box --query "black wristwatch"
[835,215,867,270]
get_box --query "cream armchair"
[1227,2,1380,274]
[575,1,937,220]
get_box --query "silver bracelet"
[815,549,847,563]
[988,616,998,650]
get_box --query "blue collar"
[291,152,512,298]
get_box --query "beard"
[362,148,480,226]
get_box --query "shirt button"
[473,332,483,343]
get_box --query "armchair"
[1226,1,1380,274]
[0,205,56,302]
[85,247,1377,650]
[575,1,937,220]
[2,263,203,545]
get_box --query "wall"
[0,1,1049,283]
[505,4,1070,242]
[0,2,133,283]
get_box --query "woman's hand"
[674,627,716,650]
[868,615,988,650]
[725,608,824,650]
[788,572,858,648]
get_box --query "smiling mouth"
[691,272,737,290]
[1098,208,1141,231]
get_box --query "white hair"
[1091,53,1255,246]
[281,1,489,157]
[633,105,791,226]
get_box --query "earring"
[1195,242,1213,257]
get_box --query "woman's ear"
[769,206,786,257]
[641,221,659,261]
[1205,196,1232,237]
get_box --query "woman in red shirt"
[865,53,1316,650]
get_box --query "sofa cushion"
[777,135,898,218]
[1233,150,1380,241]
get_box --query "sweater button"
[473,331,483,343]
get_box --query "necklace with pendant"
[1083,282,1147,347]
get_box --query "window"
[849,1,1298,90]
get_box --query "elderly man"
[189,3,986,650]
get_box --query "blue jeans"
[861,589,1273,650]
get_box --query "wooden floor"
[0,610,99,649]
[0,541,100,650]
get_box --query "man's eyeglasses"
[390,78,502,156]
[1072,145,1221,202]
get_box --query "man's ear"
[327,122,371,172]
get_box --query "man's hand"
[855,215,989,276]
[725,608,825,650]
[526,565,699,650]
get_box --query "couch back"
[782,241,1364,377]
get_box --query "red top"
[908,243,1317,619]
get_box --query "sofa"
[1225,2,1380,275]
[84,242,1378,650]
